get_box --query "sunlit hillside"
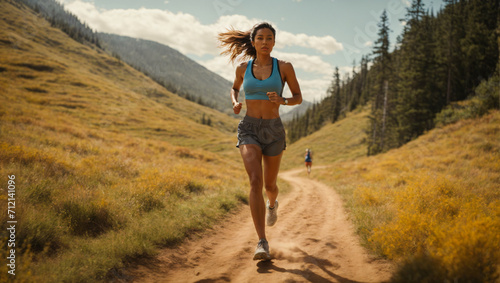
[282,106,369,170]
[0,1,248,281]
[2,0,498,282]
[313,110,500,282]
[97,33,234,113]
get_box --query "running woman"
[305,148,312,176]
[218,22,302,261]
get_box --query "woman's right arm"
[231,62,246,114]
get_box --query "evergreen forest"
[287,0,499,155]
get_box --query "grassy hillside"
[0,1,248,282]
[2,1,497,282]
[283,72,499,281]
[282,106,369,171]
[97,33,234,113]
[313,110,500,282]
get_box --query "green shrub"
[27,181,53,204]
[133,192,165,213]
[17,212,66,254]
[435,72,500,127]
[59,200,116,236]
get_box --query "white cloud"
[277,31,343,55]
[273,51,333,75]
[296,77,332,102]
[62,0,217,56]
[364,41,373,47]
[58,0,342,102]
[212,14,262,39]
[199,56,235,82]
[339,66,354,81]
[60,1,342,57]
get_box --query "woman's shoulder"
[238,60,250,67]
[235,61,249,75]
[276,58,291,65]
[276,59,294,71]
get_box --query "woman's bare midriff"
[245,100,281,119]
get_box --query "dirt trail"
[125,168,393,282]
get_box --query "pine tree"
[368,10,393,155]
[439,0,461,104]
[331,67,341,122]
[359,55,370,105]
[285,0,498,150]
[394,0,438,144]
[461,0,499,97]
[349,60,360,111]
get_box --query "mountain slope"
[282,106,369,170]
[311,110,500,281]
[0,1,247,282]
[284,87,499,280]
[98,33,233,113]
[13,0,234,114]
[279,99,312,122]
[1,1,239,150]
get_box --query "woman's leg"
[239,144,266,240]
[263,152,283,208]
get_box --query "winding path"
[125,168,393,282]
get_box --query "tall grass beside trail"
[315,110,500,282]
[0,2,251,281]
[0,110,249,282]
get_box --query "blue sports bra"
[243,57,284,100]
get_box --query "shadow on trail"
[256,248,367,283]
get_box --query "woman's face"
[252,28,275,55]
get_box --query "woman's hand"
[233,102,243,114]
[267,92,283,105]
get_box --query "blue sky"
[58,0,444,103]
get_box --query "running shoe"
[266,199,279,226]
[253,239,271,261]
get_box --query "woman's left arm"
[281,62,302,106]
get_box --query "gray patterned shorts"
[236,116,286,156]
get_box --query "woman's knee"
[264,182,278,192]
[248,175,263,191]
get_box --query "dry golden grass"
[313,111,500,282]
[0,1,249,282]
[2,1,497,282]
[282,106,369,171]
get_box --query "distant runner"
[305,148,312,176]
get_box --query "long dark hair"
[218,22,276,63]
